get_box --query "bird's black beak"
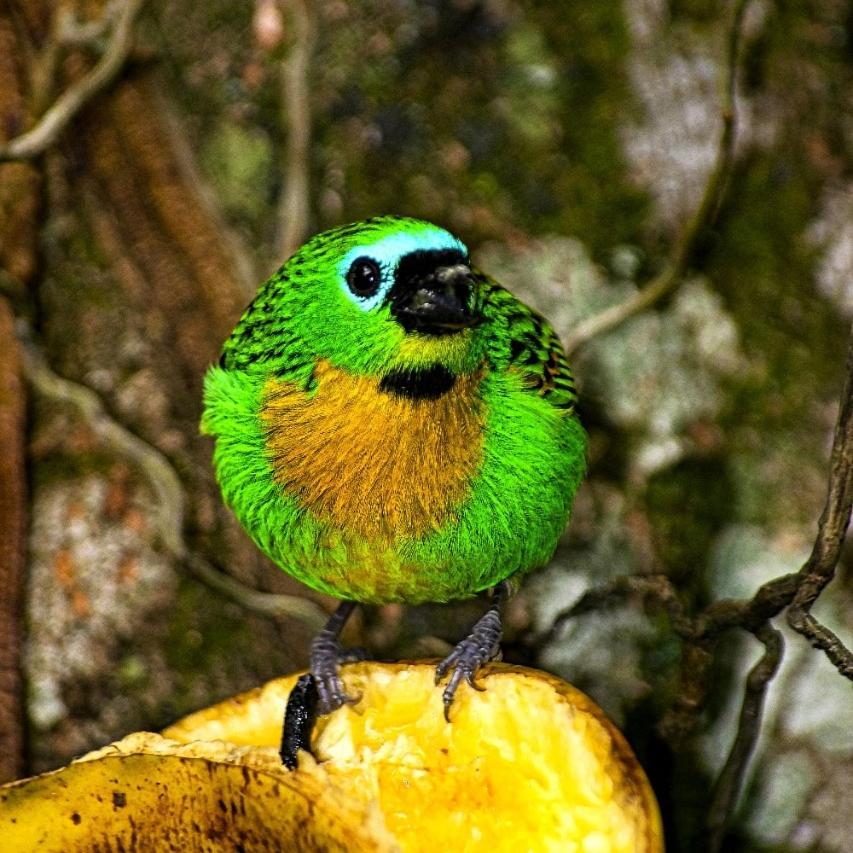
[389,250,480,336]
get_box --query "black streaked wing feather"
[476,271,577,411]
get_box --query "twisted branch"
[0,0,146,162]
[706,623,783,852]
[564,0,749,356]
[545,328,853,838]
[275,0,315,259]
[786,333,853,675]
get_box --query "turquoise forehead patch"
[337,224,468,310]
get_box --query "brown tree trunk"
[0,2,43,784]
[0,299,27,784]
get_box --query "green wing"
[476,271,578,411]
[217,270,314,388]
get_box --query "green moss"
[115,654,149,691]
[200,122,275,225]
[708,152,846,527]
[645,457,733,592]
[531,4,649,252]
[159,577,261,719]
[157,567,309,724]
[667,0,721,25]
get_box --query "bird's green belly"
[283,533,486,605]
[207,366,586,606]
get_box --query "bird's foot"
[280,645,367,769]
[435,582,510,722]
[281,601,362,769]
[309,601,363,715]
[310,637,364,715]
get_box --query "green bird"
[202,216,586,719]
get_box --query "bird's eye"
[346,257,382,298]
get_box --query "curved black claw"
[310,601,362,715]
[435,585,509,722]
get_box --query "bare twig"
[700,330,853,669]
[21,335,326,629]
[187,553,325,631]
[0,0,146,163]
[787,331,853,676]
[692,572,800,638]
[275,0,315,260]
[707,623,784,852]
[564,0,750,356]
[788,610,853,677]
[58,3,119,48]
[540,573,691,647]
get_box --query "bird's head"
[261,217,486,393]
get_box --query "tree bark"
[0,2,43,784]
[0,299,27,783]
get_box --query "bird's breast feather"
[260,360,485,540]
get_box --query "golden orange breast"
[260,360,485,540]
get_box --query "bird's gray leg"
[280,602,365,769]
[310,600,363,715]
[435,581,512,721]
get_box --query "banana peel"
[0,662,663,852]
[0,733,392,852]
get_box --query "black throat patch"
[379,365,457,400]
